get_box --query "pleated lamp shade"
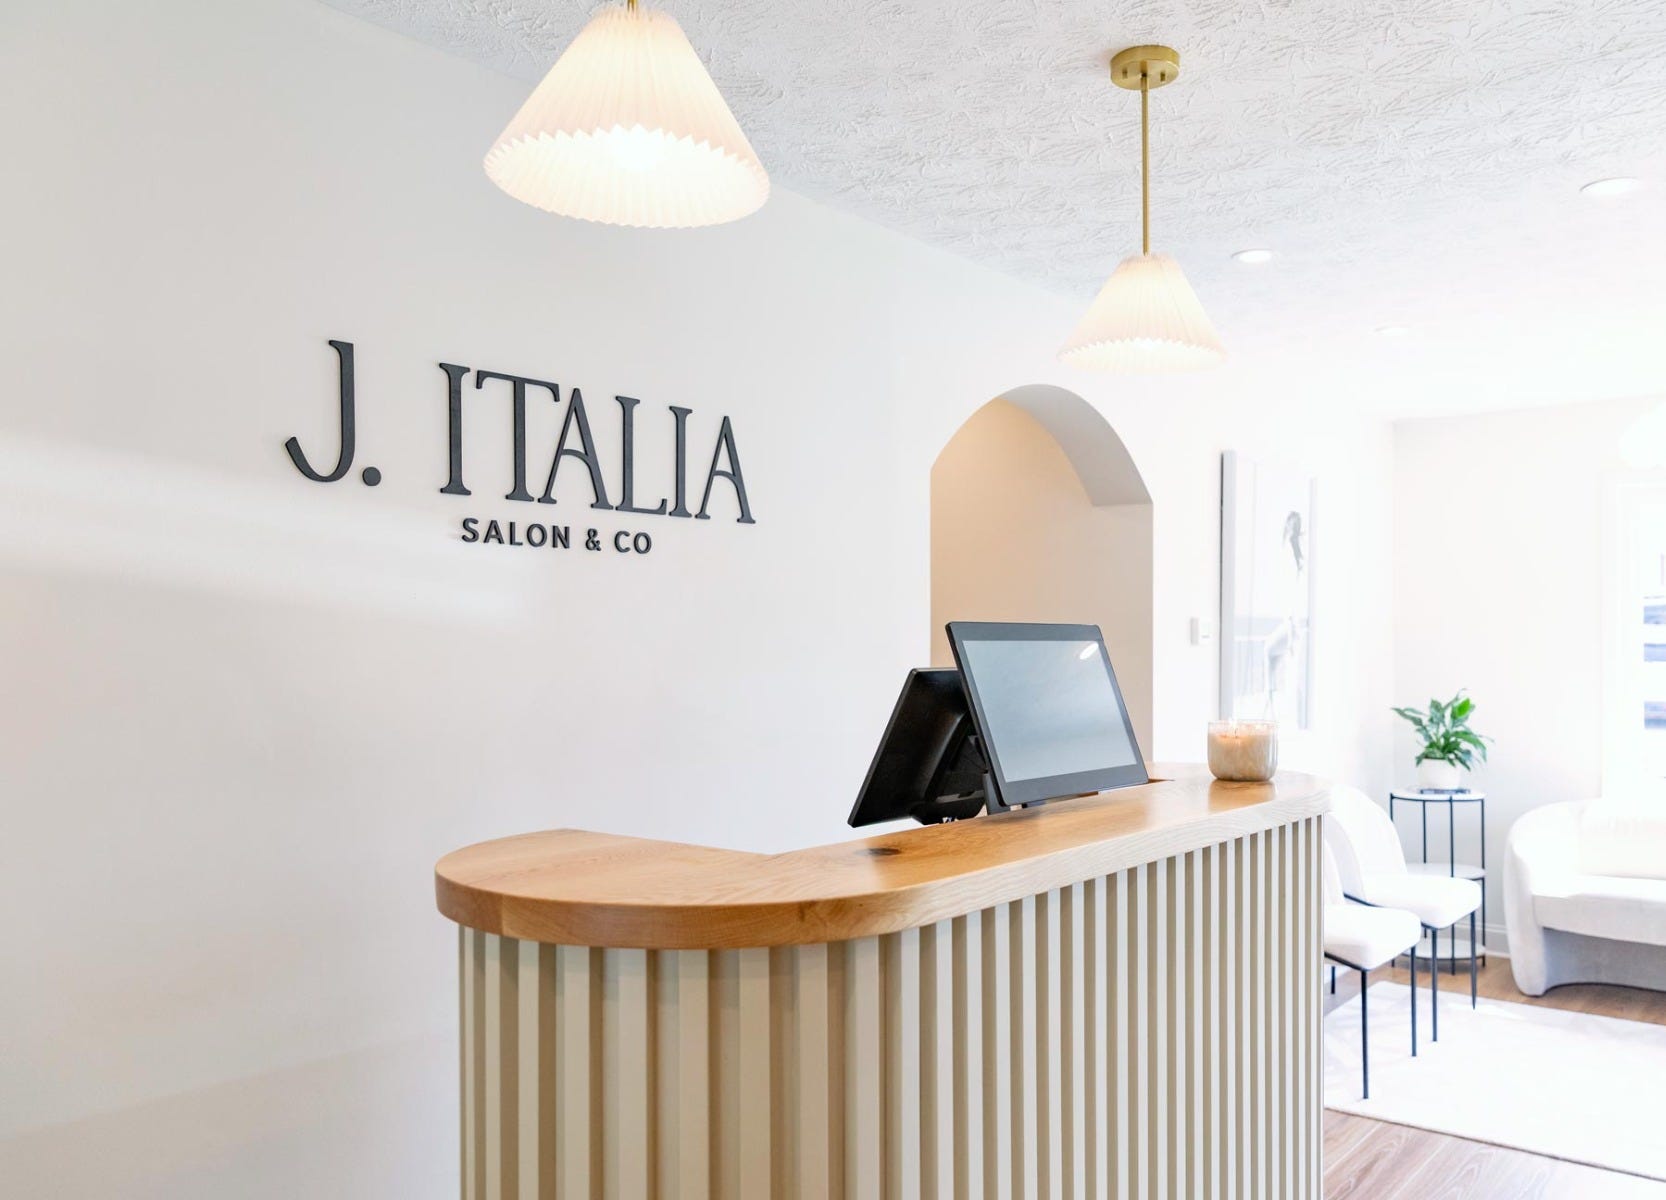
[484,4,769,228]
[1058,252,1226,372]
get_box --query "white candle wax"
[1207,720,1278,782]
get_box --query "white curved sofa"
[1505,799,1666,996]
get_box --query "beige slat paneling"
[486,934,500,1200]
[517,939,539,1200]
[1012,893,1038,1200]
[536,945,558,1200]
[1112,866,1130,1200]
[846,935,883,1197]
[949,911,983,1200]
[982,901,1013,1200]
[790,942,830,1200]
[461,929,475,1200]
[736,946,773,1199]
[602,948,650,1200]
[456,825,1321,1199]
[920,921,954,1200]
[1130,862,1149,1200]
[472,930,488,1200]
[654,949,709,1200]
[1187,849,1204,1198]
[1062,882,1086,1200]
[883,927,922,1200]
[1085,878,1107,1200]
[1036,889,1062,1200]
[555,944,594,1200]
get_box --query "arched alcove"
[930,386,1155,752]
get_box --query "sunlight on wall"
[929,395,1155,752]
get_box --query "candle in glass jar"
[1207,720,1278,782]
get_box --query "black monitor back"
[847,668,988,827]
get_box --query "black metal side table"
[1388,787,1486,971]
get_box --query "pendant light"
[1059,46,1225,372]
[484,0,769,229]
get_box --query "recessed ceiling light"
[1374,324,1411,337]
[1232,248,1274,265]
[1580,177,1643,198]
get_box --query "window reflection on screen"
[959,638,1137,781]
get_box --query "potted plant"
[1392,692,1490,791]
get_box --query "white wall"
[0,0,1396,1193]
[1393,394,1664,952]
[929,398,1154,751]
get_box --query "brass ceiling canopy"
[1109,45,1180,90]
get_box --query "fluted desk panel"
[435,765,1330,1199]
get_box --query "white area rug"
[1324,981,1666,1181]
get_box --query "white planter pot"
[1416,759,1463,791]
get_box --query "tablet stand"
[906,736,998,824]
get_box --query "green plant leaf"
[1452,728,1489,763]
[1391,707,1431,741]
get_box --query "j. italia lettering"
[283,341,756,554]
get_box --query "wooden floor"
[1322,956,1666,1198]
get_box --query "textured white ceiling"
[324,0,1666,416]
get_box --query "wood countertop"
[434,764,1330,949]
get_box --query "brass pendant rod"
[1140,71,1150,256]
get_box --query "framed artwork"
[1220,451,1317,729]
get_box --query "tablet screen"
[948,622,1148,807]
[955,636,1139,781]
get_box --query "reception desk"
[435,765,1329,1198]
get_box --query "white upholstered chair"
[1322,841,1422,1099]
[1506,798,1666,996]
[1324,784,1482,1039]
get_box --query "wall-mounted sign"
[284,341,755,556]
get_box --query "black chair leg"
[1330,965,1336,995]
[1470,910,1478,1008]
[1360,967,1370,1100]
[1431,926,1439,1042]
[1410,943,1418,1057]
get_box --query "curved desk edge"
[436,765,1331,948]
